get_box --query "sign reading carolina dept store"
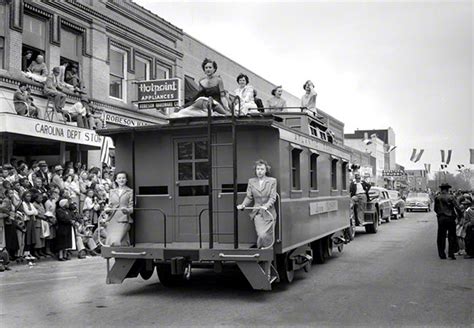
[0,113,103,148]
[136,78,180,109]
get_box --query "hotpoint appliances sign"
[136,78,180,110]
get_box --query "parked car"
[388,190,405,219]
[364,187,393,232]
[405,192,431,212]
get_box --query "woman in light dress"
[266,86,287,112]
[233,73,257,115]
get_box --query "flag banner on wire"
[414,149,424,163]
[440,149,452,164]
[470,149,474,164]
[387,145,397,153]
[457,164,465,170]
[424,163,431,173]
[440,164,448,170]
[410,148,417,162]
[100,137,113,167]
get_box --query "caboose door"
[173,138,210,242]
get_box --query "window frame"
[291,148,302,191]
[309,152,319,191]
[22,13,48,52]
[0,37,4,70]
[155,61,171,80]
[331,158,338,190]
[134,55,151,81]
[109,45,128,102]
[341,161,348,190]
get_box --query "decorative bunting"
[387,145,397,153]
[414,149,424,163]
[470,149,474,164]
[100,137,113,167]
[457,164,465,170]
[410,148,417,162]
[445,149,452,164]
[441,149,445,163]
[424,163,431,173]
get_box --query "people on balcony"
[24,55,48,83]
[253,89,264,112]
[13,83,38,118]
[87,104,104,130]
[65,97,89,128]
[21,50,34,73]
[43,67,67,114]
[266,85,287,112]
[171,58,230,117]
[65,65,86,95]
[233,73,257,115]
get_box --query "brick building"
[0,0,304,167]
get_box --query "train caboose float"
[98,107,352,290]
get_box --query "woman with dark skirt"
[1,190,18,264]
[55,198,74,261]
[171,58,230,117]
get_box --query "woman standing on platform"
[237,160,277,249]
[105,172,133,246]
[300,80,318,115]
[171,58,230,117]
[266,86,287,113]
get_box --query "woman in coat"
[55,198,74,261]
[105,172,133,246]
[237,160,277,249]
[22,191,38,261]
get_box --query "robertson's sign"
[136,78,180,109]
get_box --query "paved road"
[1,211,472,327]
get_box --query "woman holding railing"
[266,86,287,113]
[237,160,277,249]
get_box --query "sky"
[135,0,472,172]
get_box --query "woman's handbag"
[40,219,51,238]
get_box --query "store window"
[156,62,170,80]
[331,158,338,190]
[291,149,302,190]
[109,46,127,101]
[310,153,318,190]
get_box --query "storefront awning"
[0,113,108,148]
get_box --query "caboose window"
[177,140,209,181]
[310,153,318,190]
[331,158,338,190]
[341,161,348,190]
[291,148,302,190]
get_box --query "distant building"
[347,146,375,182]
[406,169,428,191]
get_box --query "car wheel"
[365,211,378,234]
[385,211,391,223]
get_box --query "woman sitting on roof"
[171,58,230,118]
[266,86,287,113]
[233,73,257,115]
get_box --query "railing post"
[233,97,239,249]
[207,97,214,249]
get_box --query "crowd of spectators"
[0,159,113,271]
[13,53,104,129]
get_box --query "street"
[1,211,472,328]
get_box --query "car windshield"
[407,192,429,200]
[388,191,399,199]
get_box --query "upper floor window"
[61,28,82,63]
[156,62,170,80]
[23,14,47,51]
[109,46,127,101]
[135,56,150,81]
[0,37,4,69]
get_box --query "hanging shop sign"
[382,170,406,177]
[136,78,180,109]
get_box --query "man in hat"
[51,165,65,191]
[43,66,67,113]
[36,161,50,188]
[434,183,458,259]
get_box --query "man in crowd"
[51,165,65,191]
[36,161,50,187]
[434,183,458,260]
[66,97,90,128]
[43,67,67,114]
[349,172,371,226]
[65,64,86,94]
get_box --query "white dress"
[234,85,257,115]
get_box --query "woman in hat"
[105,172,133,246]
[55,198,74,261]
[51,165,65,191]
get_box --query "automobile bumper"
[405,205,428,211]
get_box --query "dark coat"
[434,192,456,220]
[349,180,371,198]
[55,207,74,250]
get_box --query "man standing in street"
[350,172,371,226]
[434,183,458,259]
